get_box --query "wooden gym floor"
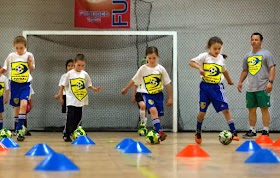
[0,132,280,178]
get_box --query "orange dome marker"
[176,144,210,157]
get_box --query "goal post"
[23,30,178,132]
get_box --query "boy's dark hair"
[74,54,86,62]
[146,46,159,56]
[65,59,74,70]
[251,32,263,41]
[14,36,27,47]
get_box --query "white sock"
[263,127,269,132]
[144,117,147,125]
[250,126,256,133]
[139,109,145,124]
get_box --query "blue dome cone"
[122,141,151,154]
[236,141,262,152]
[72,136,95,145]
[245,149,280,164]
[115,138,135,150]
[25,143,55,156]
[34,153,80,171]
[0,138,20,148]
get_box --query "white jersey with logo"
[59,73,67,95]
[0,75,9,98]
[62,69,93,107]
[191,52,226,84]
[132,64,171,94]
[2,52,35,83]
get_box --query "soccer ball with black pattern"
[145,130,160,144]
[219,130,233,145]
[0,128,12,139]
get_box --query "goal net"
[23,31,178,132]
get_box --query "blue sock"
[16,114,26,131]
[0,120,3,129]
[152,118,161,132]
[196,119,203,132]
[228,119,236,134]
[14,117,18,130]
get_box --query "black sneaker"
[242,130,257,139]
[25,130,32,136]
[262,130,269,136]
[63,135,72,142]
[16,130,25,142]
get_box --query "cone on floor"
[255,135,273,145]
[235,141,262,152]
[176,144,210,157]
[245,149,280,164]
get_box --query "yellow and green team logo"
[11,62,29,83]
[143,74,162,94]
[203,63,222,84]
[70,78,87,101]
[247,56,262,76]
[0,82,4,97]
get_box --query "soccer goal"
[23,31,178,132]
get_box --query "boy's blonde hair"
[13,36,27,47]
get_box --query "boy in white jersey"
[0,71,9,129]
[122,46,173,142]
[0,36,35,141]
[238,32,276,138]
[57,54,101,142]
[189,36,239,144]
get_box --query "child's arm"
[121,80,135,95]
[165,84,173,107]
[88,86,101,92]
[223,70,234,85]
[28,55,35,72]
[56,86,65,105]
[132,85,137,103]
[189,61,205,76]
[55,86,65,99]
[4,89,9,104]
[0,68,6,74]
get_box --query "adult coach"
[237,32,276,138]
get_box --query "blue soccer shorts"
[10,81,30,107]
[142,92,164,116]
[199,81,229,113]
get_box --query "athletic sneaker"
[158,130,167,141]
[139,121,146,129]
[232,132,240,141]
[63,134,72,142]
[242,130,257,139]
[195,131,202,144]
[17,130,25,142]
[22,125,31,136]
[262,130,269,136]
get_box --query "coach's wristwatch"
[268,80,273,84]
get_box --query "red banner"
[74,0,130,29]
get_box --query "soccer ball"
[138,128,148,136]
[209,67,216,75]
[72,126,86,140]
[0,128,12,139]
[219,130,233,145]
[145,130,160,144]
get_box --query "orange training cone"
[176,144,210,157]
[255,135,273,145]
[272,138,280,147]
[0,143,8,152]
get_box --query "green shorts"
[246,90,270,108]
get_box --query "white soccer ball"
[219,130,233,145]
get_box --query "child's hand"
[228,81,234,85]
[166,98,173,107]
[199,68,205,77]
[237,82,242,93]
[55,94,60,99]
[93,87,101,92]
[132,96,136,103]
[121,88,128,95]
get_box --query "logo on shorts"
[13,98,19,104]
[148,99,154,105]
[200,102,206,109]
